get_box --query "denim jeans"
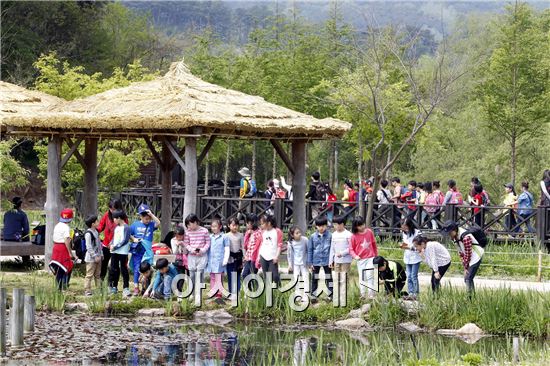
[519,213,535,233]
[241,260,258,291]
[464,259,482,293]
[226,262,242,295]
[405,262,420,295]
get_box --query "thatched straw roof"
[1,62,351,139]
[0,81,63,119]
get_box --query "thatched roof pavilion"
[1,62,351,265]
[3,62,349,139]
[0,81,63,117]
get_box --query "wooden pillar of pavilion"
[183,136,198,220]
[44,135,62,268]
[292,140,307,233]
[82,138,98,219]
[160,140,173,237]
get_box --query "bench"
[0,241,45,257]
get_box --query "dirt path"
[418,274,550,292]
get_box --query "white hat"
[273,179,280,188]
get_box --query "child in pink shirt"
[350,216,378,299]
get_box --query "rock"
[436,329,457,335]
[137,308,165,317]
[347,304,371,318]
[335,318,372,330]
[194,309,233,321]
[398,322,422,333]
[456,323,484,335]
[65,303,89,312]
[399,299,420,315]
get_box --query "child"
[328,215,352,304]
[49,209,75,291]
[307,215,333,301]
[398,218,421,299]
[153,258,179,300]
[242,214,262,288]
[208,218,230,303]
[349,216,378,299]
[171,224,188,273]
[256,215,283,286]
[444,179,464,205]
[129,204,161,296]
[226,218,244,296]
[287,225,309,301]
[373,256,407,297]
[413,235,451,292]
[184,214,210,295]
[109,210,131,296]
[139,261,154,297]
[83,215,102,296]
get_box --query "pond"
[95,323,549,365]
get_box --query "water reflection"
[96,325,548,365]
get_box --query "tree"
[479,2,549,186]
[0,140,29,196]
[331,21,466,225]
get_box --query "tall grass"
[31,278,66,312]
[417,286,549,337]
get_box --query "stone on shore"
[65,303,89,312]
[399,322,423,333]
[335,318,372,330]
[137,308,165,317]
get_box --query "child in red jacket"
[350,216,378,299]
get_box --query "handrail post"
[274,198,284,228]
[536,206,546,250]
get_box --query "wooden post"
[82,138,98,219]
[0,288,6,356]
[23,295,35,333]
[44,136,62,268]
[292,140,307,233]
[251,141,257,181]
[10,288,24,347]
[183,137,198,220]
[161,141,173,237]
[512,336,520,363]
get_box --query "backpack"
[460,226,488,248]
[31,224,46,246]
[72,229,88,261]
[348,189,357,206]
[449,190,464,205]
[244,178,257,198]
[482,191,490,206]
[313,182,327,202]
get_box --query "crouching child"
[372,256,407,297]
[146,258,178,300]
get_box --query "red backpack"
[348,189,357,207]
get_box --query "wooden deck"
[0,241,44,256]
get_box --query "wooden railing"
[114,192,550,246]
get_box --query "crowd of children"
[48,196,493,302]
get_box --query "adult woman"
[97,199,126,281]
[398,218,421,299]
[2,197,29,241]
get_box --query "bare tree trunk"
[328,140,334,186]
[385,145,392,179]
[334,141,339,187]
[251,141,257,181]
[358,138,364,217]
[272,148,277,178]
[223,141,231,196]
[511,135,516,186]
[204,153,209,195]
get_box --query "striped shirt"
[184,226,210,256]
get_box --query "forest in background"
[1,1,549,211]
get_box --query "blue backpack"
[244,178,257,198]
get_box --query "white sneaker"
[122,288,131,297]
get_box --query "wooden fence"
[117,191,550,246]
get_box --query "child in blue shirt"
[129,204,160,296]
[208,218,230,304]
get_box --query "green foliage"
[461,353,483,366]
[366,296,408,327]
[478,2,550,184]
[1,1,171,85]
[404,358,440,366]
[0,139,28,194]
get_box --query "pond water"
[96,323,549,365]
